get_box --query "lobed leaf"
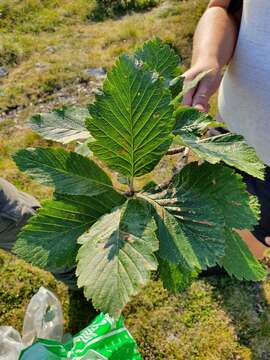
[30,106,91,144]
[174,107,265,179]
[13,147,115,197]
[219,229,267,281]
[76,199,158,318]
[87,55,174,178]
[14,192,125,271]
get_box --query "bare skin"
[183,0,269,258]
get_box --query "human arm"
[182,0,243,112]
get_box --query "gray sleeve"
[0,178,40,252]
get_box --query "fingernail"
[194,104,205,112]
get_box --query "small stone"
[84,67,106,80]
[0,67,8,78]
[46,46,57,53]
[35,62,47,69]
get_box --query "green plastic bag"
[19,313,142,360]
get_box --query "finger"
[194,103,209,112]
[182,87,196,106]
[192,82,210,113]
[182,69,197,106]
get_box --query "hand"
[182,63,222,112]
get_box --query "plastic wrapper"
[19,313,142,360]
[0,326,24,360]
[0,287,141,360]
[0,287,63,360]
[22,286,64,346]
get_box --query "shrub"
[13,38,266,320]
[91,0,160,21]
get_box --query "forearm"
[192,6,239,69]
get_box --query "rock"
[35,63,48,70]
[0,67,8,78]
[46,46,57,54]
[84,67,106,80]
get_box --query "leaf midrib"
[24,152,114,192]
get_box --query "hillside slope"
[1,1,270,359]
[0,0,207,198]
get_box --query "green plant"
[13,38,267,318]
[91,0,159,20]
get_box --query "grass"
[0,0,96,34]
[0,0,208,197]
[2,1,270,359]
[0,0,207,111]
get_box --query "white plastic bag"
[0,287,64,360]
[0,326,23,360]
[22,286,64,346]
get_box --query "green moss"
[0,250,96,334]
[2,250,270,359]
[0,0,207,111]
[125,279,251,360]
[209,276,270,359]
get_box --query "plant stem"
[128,177,135,195]
[167,146,185,155]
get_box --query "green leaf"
[14,192,124,271]
[135,38,181,81]
[190,163,258,231]
[173,107,265,179]
[174,106,222,136]
[158,257,198,294]
[142,163,228,270]
[182,70,211,96]
[155,209,205,270]
[171,70,211,106]
[75,138,94,157]
[135,38,183,98]
[13,147,115,197]
[188,134,264,179]
[76,199,158,318]
[30,106,91,144]
[169,75,185,98]
[143,162,258,272]
[249,195,261,221]
[219,229,267,281]
[87,55,174,178]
